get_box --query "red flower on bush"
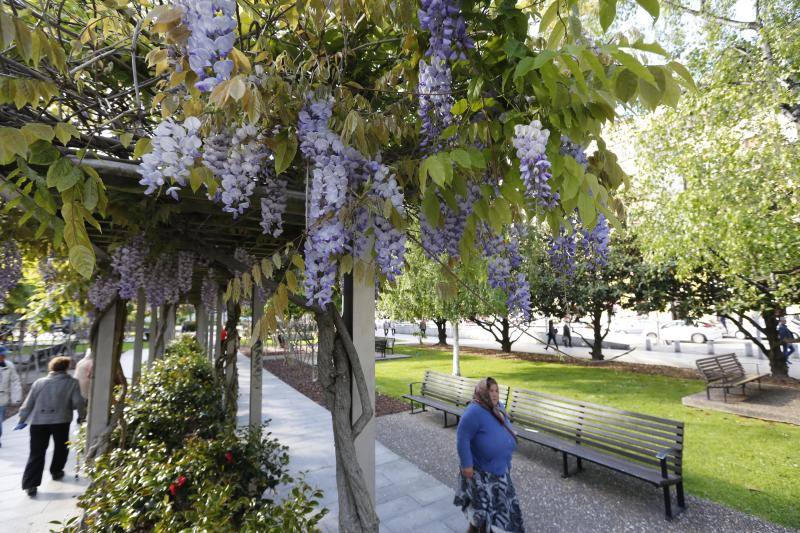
[169,483,177,496]
[169,475,187,496]
[177,475,187,488]
[225,451,233,464]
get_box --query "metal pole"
[132,289,146,387]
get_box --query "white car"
[645,320,725,344]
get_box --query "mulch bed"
[262,358,409,416]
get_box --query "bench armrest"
[408,381,423,396]
[656,446,681,478]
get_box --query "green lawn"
[376,345,800,529]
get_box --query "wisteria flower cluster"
[0,240,22,306]
[178,0,237,92]
[260,176,287,237]
[88,273,120,310]
[580,213,610,270]
[38,255,57,286]
[111,235,149,300]
[560,135,588,169]
[420,183,478,260]
[513,121,557,209]
[177,251,196,294]
[138,117,202,199]
[548,212,610,282]
[417,0,472,150]
[548,223,578,281]
[144,254,181,307]
[483,226,531,319]
[297,96,407,306]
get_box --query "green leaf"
[69,244,94,279]
[82,177,99,211]
[54,122,79,145]
[668,61,697,91]
[513,57,537,80]
[0,127,28,162]
[422,189,440,227]
[614,68,639,102]
[134,138,152,158]
[55,163,82,192]
[269,130,298,175]
[610,50,656,86]
[533,50,557,69]
[628,40,667,56]
[493,198,512,224]
[119,132,133,148]
[539,1,559,33]
[638,77,662,110]
[599,0,618,31]
[577,193,597,227]
[46,157,72,187]
[21,123,54,142]
[427,154,451,187]
[13,18,32,62]
[635,0,659,19]
[451,149,472,169]
[661,72,681,108]
[27,140,59,165]
[189,166,212,192]
[467,148,486,169]
[451,99,469,115]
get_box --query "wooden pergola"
[82,158,379,498]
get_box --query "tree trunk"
[500,316,512,353]
[434,317,448,345]
[315,308,379,533]
[216,299,241,421]
[591,304,604,361]
[762,308,788,377]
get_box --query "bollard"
[707,340,715,355]
[645,338,652,351]
[744,343,753,357]
[673,340,681,353]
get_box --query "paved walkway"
[394,334,800,379]
[237,353,465,532]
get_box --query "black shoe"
[25,487,37,497]
[52,471,65,481]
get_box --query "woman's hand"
[461,466,474,479]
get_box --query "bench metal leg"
[663,485,673,520]
[706,387,710,400]
[577,457,583,472]
[561,453,570,478]
[676,481,686,510]
[443,411,449,428]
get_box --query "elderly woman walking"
[454,377,524,532]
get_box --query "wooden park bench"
[507,388,686,519]
[403,370,509,427]
[695,353,768,402]
[374,337,395,358]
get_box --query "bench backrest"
[386,338,395,348]
[421,370,510,407]
[696,353,744,383]
[375,339,387,348]
[507,388,684,475]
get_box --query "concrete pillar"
[164,303,177,345]
[343,266,376,503]
[673,340,681,353]
[132,289,146,387]
[215,291,224,360]
[645,338,652,351]
[249,288,265,428]
[196,302,208,351]
[452,321,460,376]
[86,303,119,455]
[148,305,158,364]
[707,340,715,355]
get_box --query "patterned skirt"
[453,469,525,532]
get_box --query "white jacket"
[0,361,22,406]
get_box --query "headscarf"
[472,378,518,443]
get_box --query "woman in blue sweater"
[454,377,524,532]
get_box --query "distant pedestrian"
[383,319,390,337]
[454,377,524,532]
[778,318,795,366]
[0,346,23,447]
[419,320,427,345]
[562,321,572,348]
[719,315,728,334]
[74,349,93,400]
[17,356,85,497]
[545,320,558,350]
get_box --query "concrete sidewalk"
[237,353,465,533]
[394,333,800,379]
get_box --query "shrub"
[63,336,326,532]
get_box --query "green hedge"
[61,336,326,532]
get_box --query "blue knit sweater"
[456,402,517,476]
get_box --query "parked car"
[645,320,724,344]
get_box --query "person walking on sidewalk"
[562,320,573,348]
[545,319,558,350]
[16,356,85,497]
[0,346,23,447]
[778,318,796,365]
[454,377,524,532]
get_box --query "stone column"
[164,303,177,345]
[132,289,146,387]
[249,288,265,428]
[147,305,158,365]
[196,302,208,352]
[343,265,376,503]
[86,303,118,454]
